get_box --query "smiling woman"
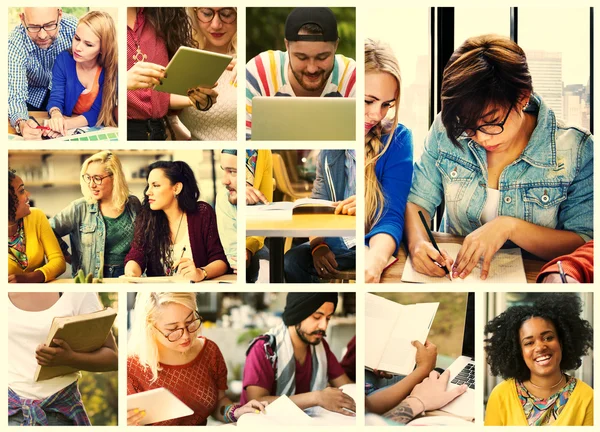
[484,293,593,426]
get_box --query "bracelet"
[224,403,239,423]
[405,395,426,415]
[48,107,61,117]
[311,243,329,256]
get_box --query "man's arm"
[8,36,30,128]
[330,373,352,388]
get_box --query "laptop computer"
[251,96,356,141]
[440,292,475,419]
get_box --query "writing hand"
[409,240,453,277]
[235,399,269,418]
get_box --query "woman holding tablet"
[484,294,593,426]
[127,292,267,425]
[404,35,593,280]
[124,161,228,281]
[364,39,413,283]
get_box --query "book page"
[402,244,527,283]
[365,294,401,370]
[236,395,313,426]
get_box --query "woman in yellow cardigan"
[484,294,593,426]
[8,170,65,283]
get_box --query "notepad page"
[365,294,401,370]
[402,243,527,283]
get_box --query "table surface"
[8,111,48,134]
[247,213,356,237]
[381,232,545,283]
[50,274,237,284]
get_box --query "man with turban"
[239,292,355,416]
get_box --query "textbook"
[127,388,194,425]
[246,198,337,220]
[235,394,314,426]
[34,307,117,382]
[365,294,439,376]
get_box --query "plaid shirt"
[8,381,90,426]
[7,13,77,127]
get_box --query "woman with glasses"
[124,161,228,282]
[43,11,118,138]
[127,292,268,426]
[8,170,65,283]
[404,34,593,280]
[364,39,413,283]
[126,7,219,140]
[50,151,141,279]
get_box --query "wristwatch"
[199,267,208,280]
[14,119,26,135]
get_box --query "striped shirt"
[7,14,77,127]
[245,50,356,139]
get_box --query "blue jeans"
[9,411,74,426]
[247,246,269,283]
[103,265,124,278]
[284,237,356,283]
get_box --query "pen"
[418,210,451,280]
[557,260,567,283]
[173,246,186,276]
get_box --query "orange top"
[537,240,593,283]
[72,66,102,116]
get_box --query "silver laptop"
[251,96,356,141]
[440,292,475,419]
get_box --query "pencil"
[418,210,450,277]
[557,260,567,283]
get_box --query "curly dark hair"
[144,8,198,59]
[132,161,200,275]
[8,169,18,221]
[485,293,593,382]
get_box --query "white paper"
[236,395,313,426]
[118,276,188,283]
[246,198,335,220]
[402,244,527,283]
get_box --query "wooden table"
[247,213,356,283]
[8,111,49,135]
[381,232,546,283]
[50,274,237,284]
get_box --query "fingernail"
[255,410,260,414]
[140,410,146,417]
[134,409,139,413]
[164,72,168,78]
[159,80,163,85]
[460,272,466,279]
[481,274,487,280]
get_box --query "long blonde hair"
[80,151,129,211]
[186,7,237,55]
[364,39,402,233]
[128,292,198,383]
[77,11,118,127]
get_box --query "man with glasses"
[8,7,77,140]
[245,7,356,139]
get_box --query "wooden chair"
[320,269,356,284]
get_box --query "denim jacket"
[50,196,141,277]
[312,150,355,202]
[408,93,593,242]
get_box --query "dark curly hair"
[144,8,198,59]
[132,161,200,276]
[8,169,18,221]
[485,294,593,382]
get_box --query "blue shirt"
[8,13,77,126]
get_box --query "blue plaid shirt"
[8,13,77,127]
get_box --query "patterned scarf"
[246,150,258,186]
[517,375,576,426]
[8,219,28,270]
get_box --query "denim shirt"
[408,93,593,242]
[50,196,141,277]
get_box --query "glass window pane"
[454,8,510,50]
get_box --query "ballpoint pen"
[418,210,452,281]
[173,246,187,276]
[557,260,567,283]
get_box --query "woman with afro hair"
[484,293,593,426]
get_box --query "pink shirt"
[240,338,345,405]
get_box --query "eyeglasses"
[82,173,113,185]
[459,104,514,137]
[23,12,60,33]
[194,7,237,24]
[154,313,203,342]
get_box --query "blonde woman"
[50,151,141,278]
[176,7,238,140]
[127,292,267,426]
[364,39,413,283]
[45,11,118,137]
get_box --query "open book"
[246,198,336,220]
[34,307,117,381]
[365,294,439,375]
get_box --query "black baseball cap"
[285,7,339,42]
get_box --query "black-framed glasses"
[460,104,514,137]
[82,173,113,185]
[194,7,237,24]
[23,12,60,33]
[154,313,203,342]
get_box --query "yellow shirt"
[246,150,273,255]
[8,208,66,282]
[485,378,594,426]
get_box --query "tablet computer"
[154,46,233,96]
[127,388,194,425]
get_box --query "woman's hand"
[47,110,67,136]
[246,186,269,205]
[127,408,146,426]
[234,399,269,418]
[453,216,515,280]
[372,368,394,379]
[364,245,388,283]
[408,240,453,277]
[410,370,467,412]
[127,61,166,90]
[174,258,205,282]
[187,84,219,111]
[413,340,437,375]
[35,339,74,367]
[227,57,237,86]
[312,244,340,278]
[334,195,356,215]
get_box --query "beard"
[295,323,326,346]
[227,189,237,205]
[289,59,334,92]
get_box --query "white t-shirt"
[8,292,102,400]
[481,188,500,224]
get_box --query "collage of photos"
[5,3,596,429]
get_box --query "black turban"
[282,293,338,326]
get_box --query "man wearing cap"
[8,7,77,140]
[239,293,355,416]
[245,7,356,139]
